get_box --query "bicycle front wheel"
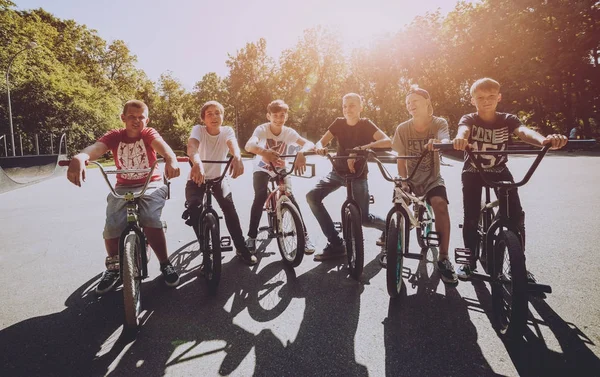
[276,201,305,267]
[478,206,496,273]
[386,210,407,297]
[491,230,528,339]
[122,232,142,330]
[201,213,222,295]
[344,203,364,280]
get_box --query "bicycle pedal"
[333,222,342,232]
[426,231,440,247]
[369,195,375,204]
[221,246,233,252]
[454,248,473,265]
[258,226,270,231]
[220,236,232,248]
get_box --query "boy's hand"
[401,182,411,192]
[164,160,180,180]
[452,138,469,151]
[347,153,357,173]
[191,163,205,185]
[542,134,568,150]
[293,152,306,176]
[262,149,282,164]
[67,157,87,187]
[315,147,328,156]
[229,156,244,179]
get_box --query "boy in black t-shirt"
[307,93,391,261]
[452,78,567,279]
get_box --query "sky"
[15,0,479,90]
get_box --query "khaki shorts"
[103,183,168,239]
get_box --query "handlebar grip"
[177,156,190,162]
[566,139,596,148]
[431,143,455,151]
[58,160,88,166]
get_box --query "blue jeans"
[306,170,386,243]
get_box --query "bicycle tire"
[122,232,142,330]
[344,203,364,280]
[416,203,434,249]
[200,212,222,295]
[491,230,528,339]
[386,210,407,297]
[276,201,305,267]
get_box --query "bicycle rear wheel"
[122,232,142,330]
[201,213,222,295]
[416,203,434,249]
[491,230,527,339]
[386,210,407,297]
[344,203,364,280]
[276,201,305,267]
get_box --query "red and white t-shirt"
[98,127,162,186]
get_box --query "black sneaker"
[161,262,180,287]
[437,258,458,284]
[236,248,258,265]
[314,238,346,261]
[96,270,121,295]
[456,264,476,281]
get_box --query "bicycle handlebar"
[432,139,597,189]
[365,149,431,184]
[182,155,234,186]
[267,151,316,179]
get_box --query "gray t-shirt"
[391,116,449,196]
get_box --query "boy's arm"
[245,130,281,163]
[151,138,181,179]
[396,159,411,191]
[453,125,471,150]
[226,138,244,179]
[357,130,391,150]
[315,131,334,156]
[187,138,205,185]
[67,142,109,187]
[514,126,568,149]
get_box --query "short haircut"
[122,100,148,115]
[470,78,501,96]
[267,99,289,113]
[408,84,430,100]
[200,100,225,120]
[342,93,363,104]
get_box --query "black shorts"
[425,185,449,205]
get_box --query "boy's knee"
[306,190,318,206]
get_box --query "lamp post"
[6,41,37,157]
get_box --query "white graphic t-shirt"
[250,123,300,176]
[188,125,236,180]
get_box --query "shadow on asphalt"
[470,278,600,376]
[383,248,502,377]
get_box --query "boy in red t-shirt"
[66,100,182,294]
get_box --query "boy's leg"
[427,187,457,284]
[458,172,484,280]
[139,184,179,287]
[184,180,207,238]
[352,178,386,231]
[248,172,270,239]
[97,193,127,294]
[213,179,257,265]
[306,171,344,243]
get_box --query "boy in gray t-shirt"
[391,86,457,284]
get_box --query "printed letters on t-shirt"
[470,125,509,169]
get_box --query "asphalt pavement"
[1,153,599,377]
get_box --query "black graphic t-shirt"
[459,112,521,173]
[328,117,378,178]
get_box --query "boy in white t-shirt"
[184,101,257,265]
[244,99,315,254]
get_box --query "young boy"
[244,99,315,254]
[66,100,182,294]
[452,78,567,279]
[391,85,457,283]
[184,100,257,265]
[308,93,391,261]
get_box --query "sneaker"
[304,235,316,255]
[437,258,458,284]
[161,262,180,287]
[376,231,385,247]
[314,238,346,261]
[236,248,258,265]
[246,237,257,254]
[96,269,121,295]
[456,264,476,281]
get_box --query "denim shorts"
[103,182,168,239]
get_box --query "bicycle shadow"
[470,279,600,376]
[384,248,501,376]
[0,274,124,377]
